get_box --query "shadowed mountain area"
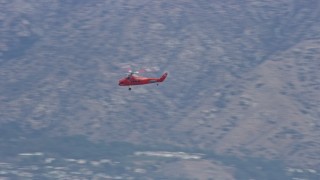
[1,0,320,179]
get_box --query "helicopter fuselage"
[118,72,167,87]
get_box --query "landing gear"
[129,87,131,90]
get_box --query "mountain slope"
[1,0,320,176]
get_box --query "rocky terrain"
[1,0,320,179]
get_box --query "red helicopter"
[118,67,168,90]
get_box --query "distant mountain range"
[1,1,320,179]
